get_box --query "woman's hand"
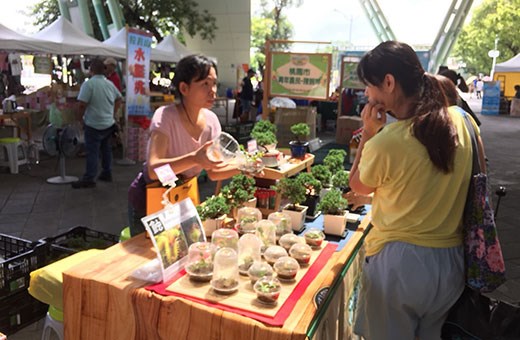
[343,191,372,210]
[194,141,226,170]
[361,102,386,138]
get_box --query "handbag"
[462,114,506,293]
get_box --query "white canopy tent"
[31,17,124,57]
[0,23,60,54]
[495,54,520,72]
[155,35,193,62]
[102,27,176,63]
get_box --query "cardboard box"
[274,107,317,147]
[335,116,363,144]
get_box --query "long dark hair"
[171,54,218,100]
[357,41,458,173]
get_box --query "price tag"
[154,164,178,186]
[247,139,258,153]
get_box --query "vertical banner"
[481,81,500,115]
[270,52,331,100]
[126,28,152,117]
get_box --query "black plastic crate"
[222,122,254,141]
[0,234,46,299]
[41,226,119,264]
[0,289,48,335]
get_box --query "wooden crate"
[274,107,316,147]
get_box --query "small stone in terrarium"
[279,233,305,251]
[238,234,262,275]
[236,207,262,235]
[263,245,288,266]
[304,228,325,249]
[185,242,216,282]
[289,243,313,266]
[273,256,300,281]
[211,247,239,294]
[211,228,239,251]
[255,219,276,252]
[254,276,282,305]
[268,212,292,240]
[248,261,274,285]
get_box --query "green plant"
[311,165,332,187]
[221,174,257,208]
[323,149,347,174]
[252,120,277,134]
[317,189,348,215]
[331,170,350,189]
[273,177,307,209]
[196,195,230,221]
[251,130,277,147]
[296,172,322,196]
[290,123,310,143]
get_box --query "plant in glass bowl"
[211,247,240,295]
[236,145,265,176]
[196,195,230,236]
[317,189,348,236]
[185,242,216,282]
[289,123,310,159]
[248,261,274,285]
[254,276,282,305]
[304,228,325,248]
[331,170,350,193]
[273,177,308,232]
[273,256,300,281]
[289,243,313,266]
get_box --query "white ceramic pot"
[242,197,257,208]
[323,211,348,236]
[282,204,308,232]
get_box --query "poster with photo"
[141,198,206,282]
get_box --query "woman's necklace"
[181,102,197,127]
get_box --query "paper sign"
[247,139,258,153]
[141,198,206,282]
[153,164,178,186]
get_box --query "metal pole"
[106,0,124,31]
[57,0,71,20]
[490,36,499,79]
[91,0,110,40]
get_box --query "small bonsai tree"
[273,177,307,210]
[251,120,278,148]
[331,170,350,190]
[296,172,322,196]
[323,149,347,174]
[290,123,310,143]
[252,120,277,134]
[220,174,256,208]
[317,189,348,215]
[196,195,230,221]
[311,165,332,188]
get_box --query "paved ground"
[1,96,519,338]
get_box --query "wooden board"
[166,242,331,319]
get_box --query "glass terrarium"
[236,207,262,235]
[273,256,300,281]
[255,219,276,252]
[268,212,292,241]
[211,228,239,251]
[248,261,274,285]
[289,243,313,266]
[211,247,239,295]
[263,245,288,266]
[254,276,282,305]
[278,233,305,252]
[207,132,240,162]
[185,242,216,282]
[304,228,325,248]
[238,234,262,275]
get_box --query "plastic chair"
[41,305,63,340]
[0,137,28,174]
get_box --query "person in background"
[239,68,256,122]
[127,54,239,236]
[476,78,484,99]
[514,84,520,99]
[72,58,122,188]
[350,41,475,339]
[104,57,122,92]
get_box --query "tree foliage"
[251,0,302,73]
[453,0,520,75]
[30,0,217,43]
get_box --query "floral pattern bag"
[462,114,506,293]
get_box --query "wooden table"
[0,111,33,141]
[63,216,371,340]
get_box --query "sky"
[2,0,482,47]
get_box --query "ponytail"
[412,74,458,173]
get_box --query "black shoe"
[98,173,113,182]
[71,180,96,189]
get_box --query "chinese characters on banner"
[270,52,331,100]
[126,28,152,116]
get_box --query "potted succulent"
[304,228,325,248]
[289,122,310,159]
[317,189,348,236]
[251,120,278,151]
[196,195,230,236]
[323,149,347,174]
[296,172,322,218]
[273,177,308,232]
[221,174,257,217]
[331,170,350,193]
[254,276,282,305]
